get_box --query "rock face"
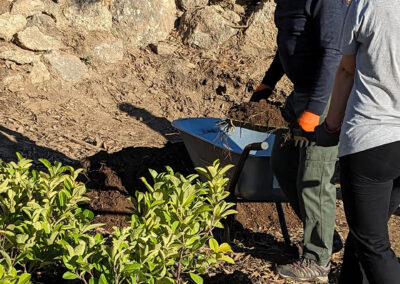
[242,2,277,55]
[44,52,89,83]
[0,45,36,64]
[177,0,208,11]
[11,0,44,17]
[179,6,240,49]
[93,39,124,63]
[112,0,176,47]
[65,2,112,32]
[16,26,63,51]
[0,13,27,41]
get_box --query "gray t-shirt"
[338,0,400,157]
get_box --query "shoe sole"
[279,273,329,283]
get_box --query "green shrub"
[67,160,237,284]
[0,155,236,284]
[0,154,102,282]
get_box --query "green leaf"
[124,263,141,273]
[190,273,203,284]
[83,209,95,220]
[39,158,52,171]
[57,191,67,208]
[216,243,232,253]
[220,255,235,264]
[209,238,219,252]
[74,242,86,256]
[171,221,179,233]
[63,271,79,280]
[98,274,107,284]
[17,273,31,284]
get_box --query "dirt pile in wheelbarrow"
[226,99,289,133]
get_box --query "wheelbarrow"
[172,117,291,245]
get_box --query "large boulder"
[112,0,176,47]
[65,2,112,32]
[44,52,89,83]
[27,13,61,38]
[242,1,277,55]
[179,5,240,49]
[0,13,26,41]
[11,0,44,17]
[16,26,63,51]
[177,0,208,11]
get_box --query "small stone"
[0,13,27,41]
[150,42,177,56]
[30,60,50,84]
[44,51,89,83]
[93,39,124,63]
[0,46,36,65]
[11,0,44,17]
[16,26,63,51]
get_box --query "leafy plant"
[91,160,237,284]
[0,155,236,284]
[0,154,102,281]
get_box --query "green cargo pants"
[271,91,338,266]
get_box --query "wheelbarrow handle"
[228,142,269,194]
[245,142,269,151]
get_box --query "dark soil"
[227,100,289,132]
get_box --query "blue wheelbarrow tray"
[172,117,288,203]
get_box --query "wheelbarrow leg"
[223,142,270,242]
[223,213,234,242]
[275,202,291,246]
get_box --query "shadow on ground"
[80,142,195,231]
[0,125,75,168]
[119,103,182,143]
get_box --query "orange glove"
[297,111,320,132]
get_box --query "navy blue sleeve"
[306,0,347,115]
[261,51,285,88]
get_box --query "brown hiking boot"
[276,257,330,283]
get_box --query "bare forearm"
[325,59,355,129]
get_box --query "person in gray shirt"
[316,0,400,282]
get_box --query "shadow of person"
[80,142,195,195]
[227,220,297,263]
[0,125,75,168]
[80,142,195,232]
[118,102,181,143]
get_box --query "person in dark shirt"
[250,0,347,282]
